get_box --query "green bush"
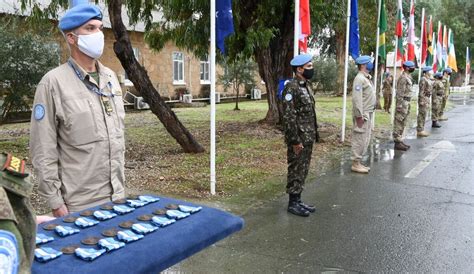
[312,55,358,94]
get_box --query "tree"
[219,55,257,111]
[20,0,205,153]
[0,17,59,123]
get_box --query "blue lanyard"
[68,61,114,98]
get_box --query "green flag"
[378,0,387,62]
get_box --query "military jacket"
[433,79,445,96]
[352,71,376,118]
[396,71,413,98]
[418,75,432,98]
[282,79,318,145]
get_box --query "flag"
[298,0,311,53]
[395,0,404,62]
[442,25,448,69]
[420,15,428,66]
[466,47,471,85]
[432,31,438,71]
[447,29,458,72]
[378,0,388,62]
[406,0,416,62]
[216,0,234,54]
[426,16,434,66]
[436,22,443,71]
[349,0,360,60]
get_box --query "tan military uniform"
[30,58,126,213]
[417,75,432,132]
[0,153,36,274]
[351,71,376,161]
[393,71,413,143]
[431,79,445,121]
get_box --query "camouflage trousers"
[383,91,392,112]
[416,97,430,131]
[393,98,411,142]
[0,187,36,274]
[351,113,373,161]
[286,142,313,195]
[431,93,443,121]
[440,94,448,117]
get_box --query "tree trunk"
[108,0,204,153]
[335,30,346,96]
[234,82,240,111]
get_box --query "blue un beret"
[422,66,433,72]
[443,67,452,74]
[59,0,102,31]
[355,55,371,65]
[290,54,313,67]
[434,72,443,78]
[403,61,415,68]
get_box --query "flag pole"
[294,0,300,57]
[391,36,398,125]
[210,0,216,195]
[416,8,425,119]
[341,0,351,143]
[372,0,382,129]
[466,47,470,86]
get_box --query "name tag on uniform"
[101,96,113,115]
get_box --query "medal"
[101,96,113,115]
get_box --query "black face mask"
[302,68,315,80]
[408,68,415,73]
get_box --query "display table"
[32,196,244,273]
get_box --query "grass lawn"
[0,95,425,214]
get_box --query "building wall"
[57,29,264,100]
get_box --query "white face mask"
[73,31,104,59]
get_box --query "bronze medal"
[63,216,77,223]
[43,223,59,231]
[61,245,80,254]
[119,221,134,229]
[137,214,153,221]
[101,228,119,237]
[80,210,94,217]
[165,204,178,210]
[81,237,101,245]
[113,198,127,205]
[100,204,114,210]
[102,96,113,115]
[153,209,167,216]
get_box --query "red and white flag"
[406,0,416,62]
[298,0,311,53]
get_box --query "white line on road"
[404,150,442,178]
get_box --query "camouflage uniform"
[440,75,450,117]
[0,153,36,274]
[382,76,393,112]
[393,71,413,142]
[282,79,319,195]
[417,75,432,132]
[431,78,445,121]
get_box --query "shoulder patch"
[2,153,29,178]
[0,230,19,274]
[34,104,45,121]
[285,93,293,101]
[355,85,362,91]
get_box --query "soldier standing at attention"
[439,67,452,121]
[382,72,393,113]
[281,53,320,217]
[416,66,433,137]
[30,0,126,217]
[431,72,444,128]
[393,61,416,151]
[351,56,376,174]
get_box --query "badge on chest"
[101,96,113,115]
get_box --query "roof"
[0,0,163,33]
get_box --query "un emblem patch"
[0,230,19,274]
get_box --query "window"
[132,47,140,62]
[200,56,210,83]
[173,52,185,84]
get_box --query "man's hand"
[36,215,56,224]
[52,204,69,217]
[356,116,365,128]
[292,143,304,155]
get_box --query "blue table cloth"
[32,196,244,273]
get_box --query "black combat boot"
[288,194,310,217]
[297,194,316,213]
[394,142,408,151]
[401,142,411,149]
[432,121,442,128]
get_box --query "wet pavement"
[169,91,474,272]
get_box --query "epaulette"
[1,153,29,178]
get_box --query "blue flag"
[349,0,360,60]
[216,0,235,54]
